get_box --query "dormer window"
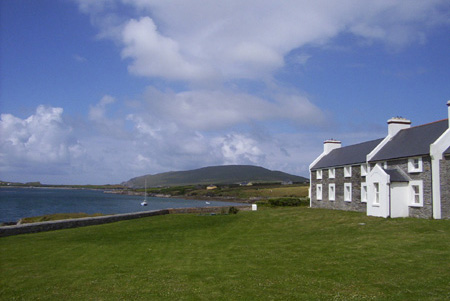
[328,168,335,179]
[316,169,322,180]
[361,164,368,176]
[408,157,423,173]
[344,166,352,177]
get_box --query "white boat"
[141,180,148,206]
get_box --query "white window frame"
[373,182,380,206]
[361,164,368,176]
[316,169,322,180]
[409,180,423,207]
[328,168,335,179]
[344,166,352,178]
[361,183,368,203]
[328,183,335,201]
[316,184,323,200]
[344,183,352,202]
[408,157,423,173]
[376,162,387,169]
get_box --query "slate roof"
[311,138,384,170]
[445,146,450,155]
[370,119,448,162]
[385,168,411,182]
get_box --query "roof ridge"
[339,137,383,149]
[407,118,448,130]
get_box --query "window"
[344,166,352,177]
[376,162,387,169]
[329,184,335,201]
[373,183,380,205]
[316,184,322,200]
[316,169,322,180]
[361,183,368,203]
[410,180,423,207]
[361,164,368,176]
[328,168,335,179]
[344,183,352,202]
[408,157,423,173]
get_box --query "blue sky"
[1,0,449,184]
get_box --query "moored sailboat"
[141,180,148,206]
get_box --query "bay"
[0,187,245,223]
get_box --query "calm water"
[0,188,245,223]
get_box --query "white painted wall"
[367,165,390,218]
[390,183,409,218]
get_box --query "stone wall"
[310,165,366,213]
[385,157,433,219]
[0,205,252,237]
[440,155,450,219]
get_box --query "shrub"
[268,197,309,207]
[228,206,239,214]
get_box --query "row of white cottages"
[309,101,450,219]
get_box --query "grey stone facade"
[440,155,450,219]
[384,157,433,219]
[311,165,366,213]
[312,156,441,219]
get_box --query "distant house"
[206,185,218,190]
[309,101,450,219]
[239,182,253,186]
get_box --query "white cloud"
[76,0,448,82]
[89,95,116,121]
[121,17,212,81]
[0,106,84,178]
[140,87,325,131]
[213,134,264,165]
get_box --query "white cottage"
[309,101,450,219]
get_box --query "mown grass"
[1,207,449,300]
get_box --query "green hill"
[122,165,308,188]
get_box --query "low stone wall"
[0,205,252,237]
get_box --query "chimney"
[324,139,341,154]
[387,117,411,137]
[447,100,450,128]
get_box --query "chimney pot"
[387,117,411,136]
[447,100,450,127]
[324,139,341,154]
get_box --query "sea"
[0,187,245,224]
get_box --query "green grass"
[1,207,449,300]
[187,184,309,199]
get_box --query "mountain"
[122,165,308,188]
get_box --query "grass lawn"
[1,207,449,300]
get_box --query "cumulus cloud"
[121,17,212,81]
[0,106,84,177]
[76,0,449,82]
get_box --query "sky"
[1,0,449,185]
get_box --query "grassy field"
[171,184,310,199]
[1,207,449,300]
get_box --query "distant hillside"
[122,165,308,188]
